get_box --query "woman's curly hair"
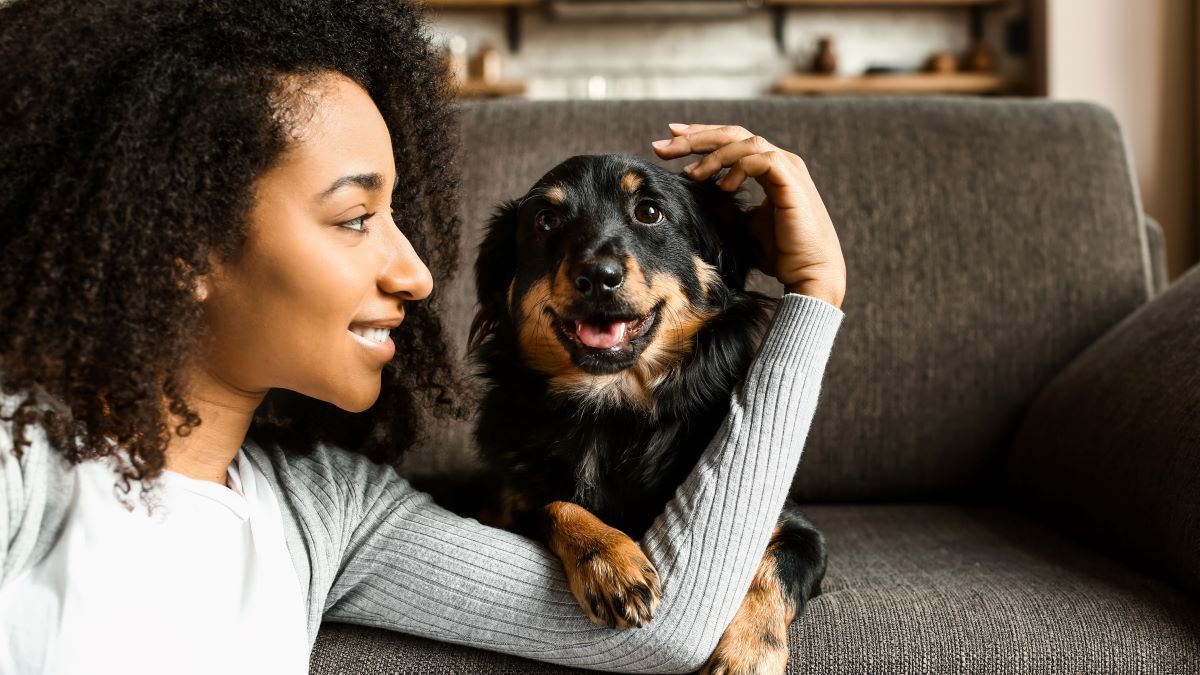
[0,0,472,491]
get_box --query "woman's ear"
[174,256,211,302]
[194,277,210,303]
[468,198,521,353]
[687,176,762,291]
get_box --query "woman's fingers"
[715,151,809,209]
[650,124,753,161]
[651,122,844,306]
[689,133,780,182]
[651,124,808,196]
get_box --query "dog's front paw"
[546,502,661,628]
[568,532,661,629]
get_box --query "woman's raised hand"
[651,123,847,309]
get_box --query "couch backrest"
[398,97,1156,502]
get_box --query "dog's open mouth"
[558,311,657,350]
[548,300,664,373]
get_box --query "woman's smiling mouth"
[349,319,402,362]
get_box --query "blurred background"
[424,0,1198,280]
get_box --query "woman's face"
[200,73,433,412]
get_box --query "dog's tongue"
[576,319,628,349]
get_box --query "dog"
[447,153,827,673]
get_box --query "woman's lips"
[349,323,398,362]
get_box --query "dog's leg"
[701,502,827,675]
[544,500,662,629]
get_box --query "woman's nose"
[379,224,433,301]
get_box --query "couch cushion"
[1006,261,1200,600]
[400,98,1156,501]
[309,505,1200,674]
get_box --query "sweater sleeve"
[256,292,844,674]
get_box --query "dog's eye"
[535,209,562,231]
[633,201,663,225]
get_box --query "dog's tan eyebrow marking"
[545,185,566,204]
[621,172,643,193]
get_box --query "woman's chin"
[332,381,383,414]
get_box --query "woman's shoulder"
[242,436,384,485]
[241,436,406,517]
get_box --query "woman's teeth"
[351,326,391,344]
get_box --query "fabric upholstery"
[398,97,1156,502]
[310,504,1200,674]
[1007,261,1200,600]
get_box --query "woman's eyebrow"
[315,173,385,203]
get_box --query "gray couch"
[309,98,1200,673]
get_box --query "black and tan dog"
[456,153,827,673]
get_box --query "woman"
[0,1,846,673]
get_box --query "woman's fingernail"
[668,123,689,131]
[683,162,698,173]
[651,139,671,149]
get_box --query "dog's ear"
[468,198,521,353]
[687,175,762,291]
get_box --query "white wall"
[1045,0,1196,280]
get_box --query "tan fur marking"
[620,171,643,193]
[619,255,657,310]
[694,254,722,301]
[545,185,566,204]
[701,542,792,675]
[516,277,577,378]
[545,501,661,629]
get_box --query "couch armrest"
[1144,215,1169,297]
[1006,262,1200,599]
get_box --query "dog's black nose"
[574,258,625,297]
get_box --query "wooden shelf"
[423,0,1003,5]
[454,79,528,98]
[772,72,1018,95]
[765,0,1005,5]
[420,0,538,6]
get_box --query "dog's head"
[469,154,763,408]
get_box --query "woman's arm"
[255,291,843,674]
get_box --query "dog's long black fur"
[427,154,826,642]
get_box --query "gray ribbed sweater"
[1,292,844,674]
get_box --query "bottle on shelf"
[811,35,838,75]
[477,40,501,83]
[964,38,994,73]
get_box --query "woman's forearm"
[258,292,844,674]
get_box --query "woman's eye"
[634,201,663,224]
[338,213,373,233]
[535,209,561,231]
